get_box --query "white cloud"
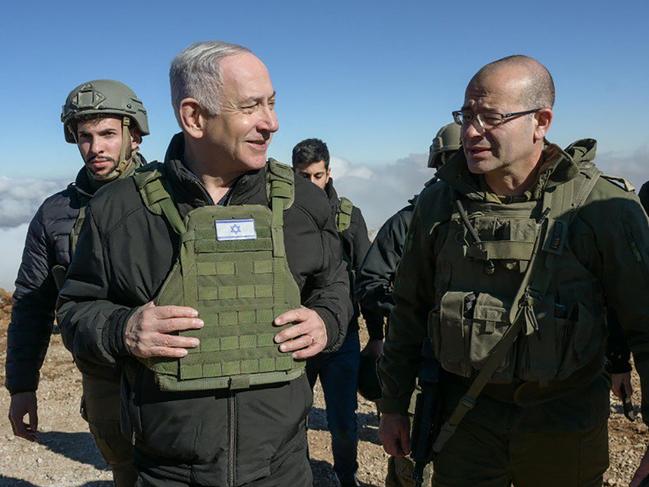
[330,156,374,180]
[0,176,67,228]
[0,224,28,291]
[596,146,649,191]
[330,153,433,231]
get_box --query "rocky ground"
[0,288,644,486]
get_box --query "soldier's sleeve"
[377,202,435,414]
[584,189,649,424]
[638,181,649,215]
[57,205,134,370]
[5,205,57,394]
[301,207,353,353]
[356,208,412,340]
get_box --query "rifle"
[410,338,442,487]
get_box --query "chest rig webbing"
[431,162,604,385]
[133,160,304,392]
[431,162,604,453]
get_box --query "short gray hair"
[169,41,251,125]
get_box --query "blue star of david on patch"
[215,218,257,241]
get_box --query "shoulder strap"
[55,189,90,290]
[601,174,635,192]
[70,205,87,255]
[133,163,186,235]
[432,166,601,454]
[266,159,295,209]
[336,197,354,233]
[266,159,295,257]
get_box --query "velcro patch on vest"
[215,219,257,241]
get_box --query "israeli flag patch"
[215,219,257,241]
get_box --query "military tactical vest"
[429,162,606,385]
[133,160,304,392]
[336,197,353,233]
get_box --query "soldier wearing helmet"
[427,122,462,170]
[5,79,148,486]
[61,79,149,183]
[356,122,460,487]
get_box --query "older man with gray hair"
[57,41,352,486]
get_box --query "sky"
[0,0,648,288]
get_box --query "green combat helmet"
[427,122,462,169]
[61,79,149,181]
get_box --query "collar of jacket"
[324,178,341,211]
[71,167,97,199]
[435,138,595,202]
[162,132,264,208]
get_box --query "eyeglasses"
[452,108,542,132]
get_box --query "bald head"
[469,55,555,109]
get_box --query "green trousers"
[386,455,433,487]
[82,373,137,487]
[431,417,608,487]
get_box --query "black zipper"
[228,392,237,487]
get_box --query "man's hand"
[273,307,327,359]
[124,301,203,358]
[9,391,38,442]
[379,412,411,457]
[611,371,633,399]
[630,445,649,487]
[362,338,384,359]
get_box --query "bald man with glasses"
[377,54,649,487]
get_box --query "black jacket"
[5,168,97,394]
[355,196,418,340]
[57,133,352,483]
[325,180,382,335]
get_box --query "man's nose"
[259,105,279,134]
[463,118,484,139]
[88,137,104,154]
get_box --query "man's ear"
[129,129,142,150]
[534,108,553,142]
[179,98,208,139]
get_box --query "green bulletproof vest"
[336,197,353,233]
[134,159,304,392]
[429,162,606,385]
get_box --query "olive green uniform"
[378,139,649,487]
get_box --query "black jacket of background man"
[6,168,114,393]
[324,180,383,337]
[355,195,418,341]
